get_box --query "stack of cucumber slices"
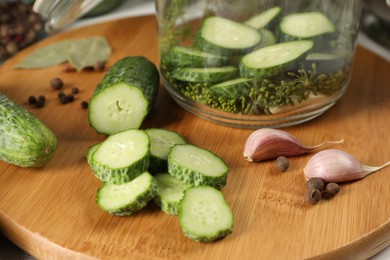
[161,7,347,115]
[87,128,233,242]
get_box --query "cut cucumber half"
[210,78,253,99]
[97,171,158,216]
[146,128,187,173]
[239,40,314,79]
[163,46,228,68]
[154,173,191,215]
[195,16,261,55]
[280,12,335,38]
[88,56,159,135]
[89,129,150,184]
[179,186,234,242]
[244,6,282,29]
[168,144,229,189]
[172,66,238,83]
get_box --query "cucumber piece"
[239,40,314,79]
[88,56,159,135]
[162,46,228,68]
[145,128,187,173]
[168,144,229,189]
[89,129,150,184]
[154,173,191,215]
[304,52,345,73]
[279,12,336,39]
[97,171,158,216]
[257,29,277,49]
[244,6,282,29]
[179,186,234,242]
[0,92,57,167]
[195,16,261,56]
[172,66,238,83]
[210,78,253,99]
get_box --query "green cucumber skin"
[97,172,158,216]
[167,145,228,190]
[194,17,261,56]
[171,67,238,83]
[162,46,228,68]
[239,40,314,79]
[88,130,151,184]
[88,56,159,134]
[0,93,57,167]
[179,186,234,242]
[153,173,191,215]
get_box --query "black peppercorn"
[28,95,36,105]
[50,77,63,90]
[71,87,79,94]
[80,101,88,109]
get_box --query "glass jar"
[156,0,364,128]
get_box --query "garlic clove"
[243,128,343,162]
[303,149,390,183]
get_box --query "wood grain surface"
[1,15,390,260]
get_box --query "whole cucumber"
[0,93,57,167]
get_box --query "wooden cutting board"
[1,15,390,260]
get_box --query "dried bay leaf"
[67,37,111,71]
[14,36,111,70]
[14,40,72,69]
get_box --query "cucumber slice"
[304,52,345,73]
[195,16,261,55]
[257,29,277,49]
[86,143,101,171]
[172,66,238,83]
[280,12,336,39]
[179,186,234,242]
[168,144,229,189]
[89,129,150,184]
[97,171,158,216]
[154,173,191,215]
[239,40,314,79]
[210,78,253,99]
[162,46,228,68]
[88,56,159,135]
[244,6,282,29]
[146,128,187,173]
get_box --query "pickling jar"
[155,0,364,128]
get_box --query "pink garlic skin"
[304,149,367,182]
[243,128,315,162]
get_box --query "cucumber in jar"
[172,66,238,83]
[239,40,314,79]
[162,46,228,68]
[195,16,262,56]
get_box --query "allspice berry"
[305,188,321,205]
[306,177,325,191]
[322,182,340,199]
[275,156,289,172]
